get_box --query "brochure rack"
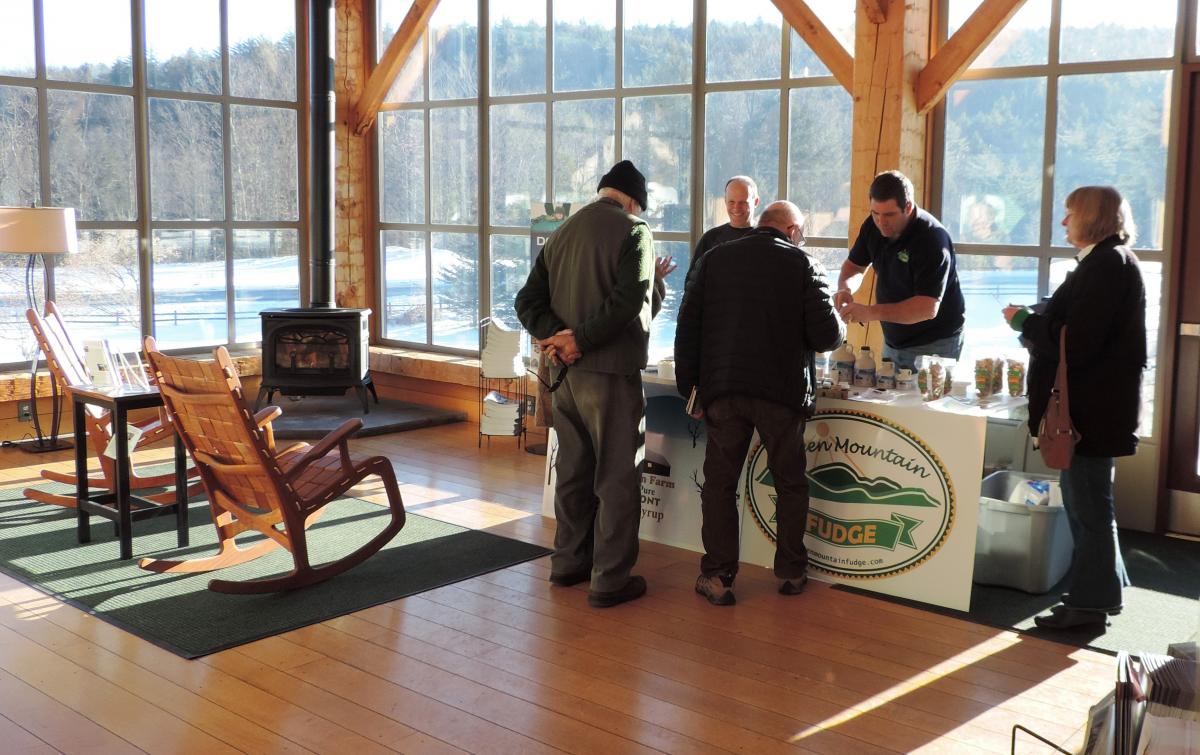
[478,317,527,448]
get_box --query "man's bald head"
[758,201,805,246]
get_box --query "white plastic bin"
[973,471,1074,594]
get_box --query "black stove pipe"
[308,0,336,308]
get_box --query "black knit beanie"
[597,160,648,212]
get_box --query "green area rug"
[0,483,550,658]
[835,529,1200,656]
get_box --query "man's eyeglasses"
[790,223,807,247]
[530,364,569,393]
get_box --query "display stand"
[478,318,527,449]
[1013,650,1200,754]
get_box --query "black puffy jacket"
[674,227,845,414]
[1021,235,1147,458]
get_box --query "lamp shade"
[0,207,78,255]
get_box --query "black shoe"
[548,566,591,587]
[778,575,808,595]
[587,576,647,608]
[1034,606,1108,629]
[1057,597,1123,615]
[695,574,736,606]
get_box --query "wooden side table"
[69,385,189,560]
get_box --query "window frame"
[0,0,306,369]
[373,0,854,357]
[928,0,1183,438]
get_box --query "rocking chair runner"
[141,340,406,593]
[22,301,199,509]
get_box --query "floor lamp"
[0,207,78,453]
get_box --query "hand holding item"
[833,288,854,311]
[838,301,872,324]
[655,255,677,280]
[1001,304,1023,325]
[539,329,581,366]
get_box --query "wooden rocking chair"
[22,301,199,509]
[140,340,406,593]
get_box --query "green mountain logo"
[804,462,939,508]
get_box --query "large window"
[377,0,854,360]
[0,0,302,366]
[940,0,1176,432]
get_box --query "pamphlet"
[103,423,144,459]
[83,339,119,388]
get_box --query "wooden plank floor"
[0,422,1113,754]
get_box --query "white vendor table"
[541,373,1026,611]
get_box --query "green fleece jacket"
[514,197,655,374]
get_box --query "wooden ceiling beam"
[914,0,1027,114]
[771,0,854,93]
[352,0,440,135]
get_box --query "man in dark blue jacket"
[674,201,844,605]
[835,171,966,371]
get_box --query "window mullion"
[132,0,154,339]
[477,1,490,341]
[1036,0,1064,298]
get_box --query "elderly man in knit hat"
[516,159,658,608]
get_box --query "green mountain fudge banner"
[739,399,985,611]
[541,391,984,612]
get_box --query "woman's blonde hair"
[1065,185,1137,246]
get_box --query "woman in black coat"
[1002,185,1147,631]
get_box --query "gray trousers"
[551,368,645,592]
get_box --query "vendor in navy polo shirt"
[834,170,966,372]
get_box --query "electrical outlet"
[524,396,536,415]
[17,400,33,422]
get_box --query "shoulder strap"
[1054,326,1069,397]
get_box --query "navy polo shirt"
[847,207,965,349]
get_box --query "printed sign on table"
[739,398,984,611]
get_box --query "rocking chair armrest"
[282,418,363,481]
[254,406,282,451]
[254,406,282,427]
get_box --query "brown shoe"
[695,574,736,606]
[778,575,808,595]
[587,576,647,608]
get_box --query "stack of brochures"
[481,318,523,379]
[480,390,521,436]
[1133,652,1200,754]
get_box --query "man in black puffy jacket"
[674,200,844,606]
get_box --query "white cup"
[658,359,675,381]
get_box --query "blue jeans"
[882,329,965,373]
[1060,454,1130,611]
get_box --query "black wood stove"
[257,308,376,412]
[256,0,377,413]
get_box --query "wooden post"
[845,0,931,354]
[335,0,371,310]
